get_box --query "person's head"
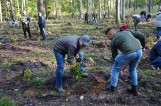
[22,11,26,16]
[79,35,90,49]
[38,12,42,16]
[105,28,116,40]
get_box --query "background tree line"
[0,0,161,23]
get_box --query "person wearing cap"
[119,24,129,31]
[53,35,90,92]
[105,28,142,96]
[132,14,141,31]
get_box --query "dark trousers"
[152,57,161,67]
[84,19,88,24]
[39,26,46,40]
[23,27,31,38]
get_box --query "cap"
[81,35,90,46]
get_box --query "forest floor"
[0,19,161,106]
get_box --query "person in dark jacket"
[105,28,143,96]
[149,40,161,70]
[84,12,89,24]
[53,35,90,92]
[140,11,146,22]
[21,11,32,39]
[146,13,152,22]
[38,12,46,41]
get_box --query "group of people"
[84,11,98,24]
[6,11,46,41]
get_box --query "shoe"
[151,65,156,70]
[55,86,65,93]
[105,86,115,94]
[127,85,138,96]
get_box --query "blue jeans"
[54,50,84,88]
[152,57,161,67]
[110,49,142,87]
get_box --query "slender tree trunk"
[116,0,120,24]
[158,0,161,12]
[16,0,20,20]
[38,0,45,16]
[99,0,101,20]
[10,0,15,22]
[122,0,126,23]
[148,0,151,13]
[45,0,48,19]
[22,0,26,13]
[0,0,2,22]
[5,0,7,17]
[134,0,136,14]
[104,0,106,11]
[79,0,83,19]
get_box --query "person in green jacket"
[105,28,143,96]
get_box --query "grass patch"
[0,97,16,106]
[140,70,155,77]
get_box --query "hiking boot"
[55,86,66,93]
[105,86,115,94]
[127,85,138,96]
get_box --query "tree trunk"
[148,0,151,13]
[10,0,15,22]
[5,0,7,17]
[104,0,106,11]
[122,0,126,23]
[158,0,161,12]
[134,0,136,14]
[45,0,48,19]
[16,0,20,20]
[79,0,83,19]
[116,0,120,24]
[22,0,26,13]
[0,0,2,22]
[99,0,101,20]
[38,0,45,16]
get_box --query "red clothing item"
[119,24,129,30]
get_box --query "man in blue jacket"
[38,12,46,41]
[149,40,161,70]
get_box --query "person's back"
[54,36,80,54]
[111,31,142,58]
[149,40,161,61]
[85,12,88,19]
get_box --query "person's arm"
[110,42,118,60]
[67,46,77,64]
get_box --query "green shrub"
[23,69,34,81]
[31,77,45,86]
[0,97,16,106]
[69,62,82,81]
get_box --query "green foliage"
[0,97,16,106]
[69,62,82,81]
[23,69,34,81]
[31,77,45,86]
[40,70,50,77]
[9,35,18,43]
[50,56,56,64]
[140,70,155,77]
[35,91,44,97]
[0,59,11,68]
